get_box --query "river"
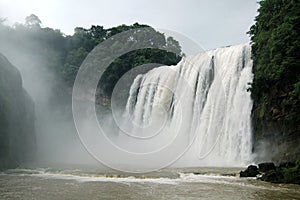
[1,167,299,199]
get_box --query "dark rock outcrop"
[259,170,284,183]
[241,160,300,184]
[258,162,276,173]
[0,53,36,170]
[240,165,259,177]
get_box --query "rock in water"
[259,170,284,183]
[240,165,259,177]
[0,53,36,170]
[258,162,276,173]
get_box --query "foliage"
[282,160,300,184]
[25,14,42,28]
[248,0,300,129]
[275,158,300,184]
[0,16,182,100]
[62,23,182,96]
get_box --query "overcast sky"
[0,0,258,52]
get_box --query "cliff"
[249,0,300,164]
[0,53,36,170]
[252,108,300,164]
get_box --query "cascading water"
[121,43,253,167]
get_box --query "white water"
[120,43,253,167]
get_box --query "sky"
[0,0,258,52]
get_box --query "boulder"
[259,170,284,183]
[240,165,259,177]
[258,162,276,173]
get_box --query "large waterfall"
[120,43,253,167]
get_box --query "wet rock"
[258,162,276,173]
[193,172,201,175]
[259,170,284,183]
[240,165,259,177]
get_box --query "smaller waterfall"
[118,43,253,167]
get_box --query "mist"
[0,25,98,167]
[0,20,254,174]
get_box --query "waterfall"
[120,43,253,167]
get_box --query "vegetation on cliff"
[0,16,182,99]
[248,0,300,161]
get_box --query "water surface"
[1,167,299,199]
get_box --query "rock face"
[0,53,36,170]
[252,116,300,164]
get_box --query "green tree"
[25,14,42,28]
[62,23,182,97]
[248,0,300,133]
